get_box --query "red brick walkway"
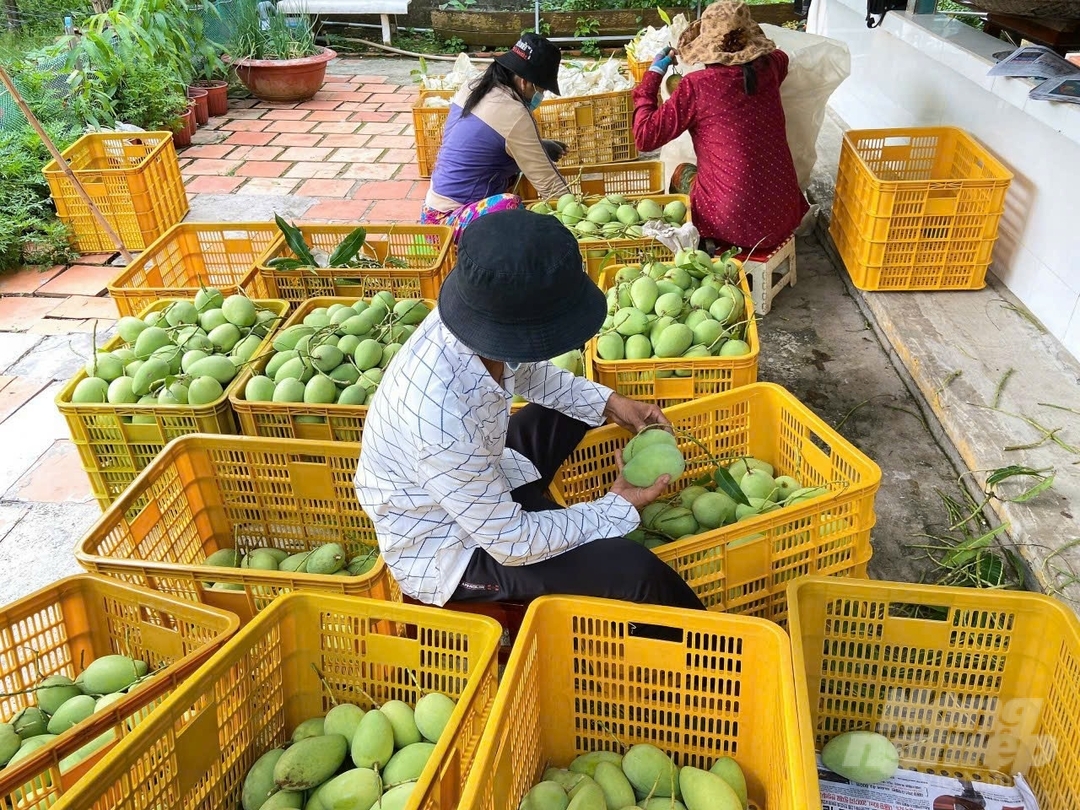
[181,74,425,222]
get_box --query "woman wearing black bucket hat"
[419,34,573,243]
[355,210,705,611]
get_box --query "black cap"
[437,209,604,364]
[494,33,562,96]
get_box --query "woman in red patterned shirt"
[632,1,808,255]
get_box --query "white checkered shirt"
[354,306,640,605]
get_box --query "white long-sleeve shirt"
[353,307,639,606]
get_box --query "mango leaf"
[714,466,750,506]
[274,214,316,266]
[1010,474,1056,503]
[657,6,671,25]
[265,257,306,270]
[328,226,368,267]
[985,465,1050,486]
[942,524,1008,568]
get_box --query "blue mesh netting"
[0,50,69,132]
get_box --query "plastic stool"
[403,595,527,666]
[736,234,797,315]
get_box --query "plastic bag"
[657,23,850,191]
[642,220,700,254]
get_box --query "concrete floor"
[756,233,964,585]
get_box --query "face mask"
[528,90,544,111]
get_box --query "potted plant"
[189,3,231,116]
[193,70,231,117]
[114,62,190,138]
[223,0,336,103]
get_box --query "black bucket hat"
[494,33,562,96]
[438,209,604,364]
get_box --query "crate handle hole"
[888,602,950,621]
[627,621,683,643]
[808,432,832,457]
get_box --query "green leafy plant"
[64,0,221,128]
[438,0,476,9]
[228,0,319,61]
[114,62,188,131]
[443,36,467,53]
[522,20,552,36]
[0,122,79,272]
[574,16,599,37]
[0,58,79,272]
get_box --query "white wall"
[811,0,1080,360]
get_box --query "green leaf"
[274,214,316,266]
[985,465,1049,486]
[266,258,306,271]
[328,226,368,267]
[714,466,750,506]
[942,524,1008,568]
[657,6,671,25]
[1011,474,1056,503]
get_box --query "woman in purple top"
[420,34,573,241]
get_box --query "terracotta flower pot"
[224,47,336,103]
[187,86,209,126]
[173,106,196,147]
[194,79,229,116]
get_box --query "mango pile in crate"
[522,745,751,810]
[0,654,153,776]
[204,543,379,590]
[71,290,281,409]
[622,427,829,549]
[529,193,687,242]
[597,249,752,363]
[242,294,431,409]
[242,691,462,810]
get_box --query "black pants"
[450,404,706,611]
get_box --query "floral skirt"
[419,193,522,242]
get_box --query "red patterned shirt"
[633,51,808,251]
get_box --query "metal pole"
[535,0,540,34]
[0,65,134,263]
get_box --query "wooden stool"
[736,234,797,316]
[403,596,527,666]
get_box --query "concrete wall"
[810,0,1080,361]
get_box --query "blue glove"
[650,47,675,75]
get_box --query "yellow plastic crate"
[255,223,455,311]
[43,132,189,253]
[0,575,238,810]
[108,222,279,318]
[232,296,433,442]
[50,592,502,810]
[534,89,638,166]
[457,595,818,810]
[553,384,880,619]
[830,127,1012,291]
[413,90,454,178]
[585,264,759,405]
[515,160,665,202]
[55,297,287,510]
[626,54,652,83]
[788,576,1080,805]
[412,89,638,180]
[75,433,399,623]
